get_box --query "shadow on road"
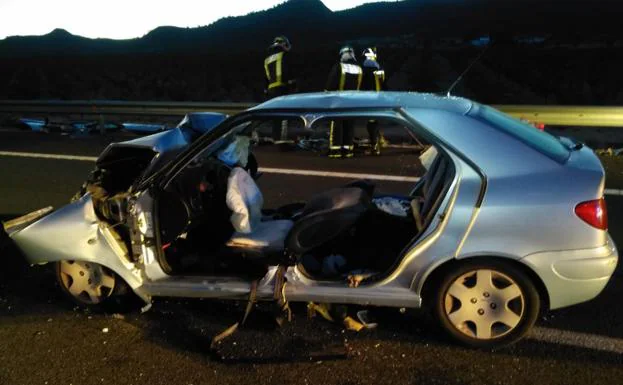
[1,253,622,369]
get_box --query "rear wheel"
[56,260,136,312]
[431,260,540,349]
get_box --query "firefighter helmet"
[362,47,377,61]
[339,45,355,61]
[339,45,354,56]
[271,35,291,51]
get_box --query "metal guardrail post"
[0,100,256,117]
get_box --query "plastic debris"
[356,310,378,329]
[102,328,109,333]
[373,197,411,217]
[307,302,335,322]
[308,302,368,332]
[347,269,377,288]
[343,316,365,332]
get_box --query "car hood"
[100,127,191,161]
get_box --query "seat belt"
[210,265,291,349]
[411,198,424,232]
[210,279,258,349]
[273,265,292,326]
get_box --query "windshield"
[471,104,570,163]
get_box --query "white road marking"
[0,150,97,162]
[4,150,623,189]
[258,167,420,182]
[0,151,419,182]
[530,327,623,354]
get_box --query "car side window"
[473,105,570,163]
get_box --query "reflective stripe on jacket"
[373,69,385,92]
[264,52,285,89]
[361,59,386,91]
[339,63,363,90]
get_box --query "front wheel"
[56,260,138,312]
[431,260,540,349]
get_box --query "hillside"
[1,0,623,104]
[2,0,623,57]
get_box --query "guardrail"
[492,105,623,127]
[2,99,623,127]
[0,100,255,117]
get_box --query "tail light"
[575,198,608,230]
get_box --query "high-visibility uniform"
[325,59,363,157]
[361,58,386,92]
[326,60,363,92]
[264,47,295,143]
[264,51,289,97]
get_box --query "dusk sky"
[0,0,403,40]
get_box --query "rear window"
[473,105,570,163]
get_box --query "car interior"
[154,115,456,286]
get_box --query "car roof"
[250,91,474,115]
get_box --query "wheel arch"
[417,255,551,313]
[55,257,150,305]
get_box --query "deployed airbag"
[218,136,250,168]
[373,197,412,217]
[225,167,263,234]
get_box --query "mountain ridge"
[2,0,623,105]
[2,0,623,57]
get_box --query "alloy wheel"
[443,269,525,340]
[58,260,116,305]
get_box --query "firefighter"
[360,47,386,155]
[325,45,362,158]
[264,36,296,144]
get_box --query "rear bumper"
[521,234,618,310]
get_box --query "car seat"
[285,186,373,259]
[224,167,293,259]
[226,176,373,264]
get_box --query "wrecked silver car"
[2,92,618,349]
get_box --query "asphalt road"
[0,130,622,385]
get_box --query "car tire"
[56,260,139,313]
[431,259,540,349]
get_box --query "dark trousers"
[329,120,355,151]
[367,119,380,154]
[272,120,289,142]
[267,86,290,142]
